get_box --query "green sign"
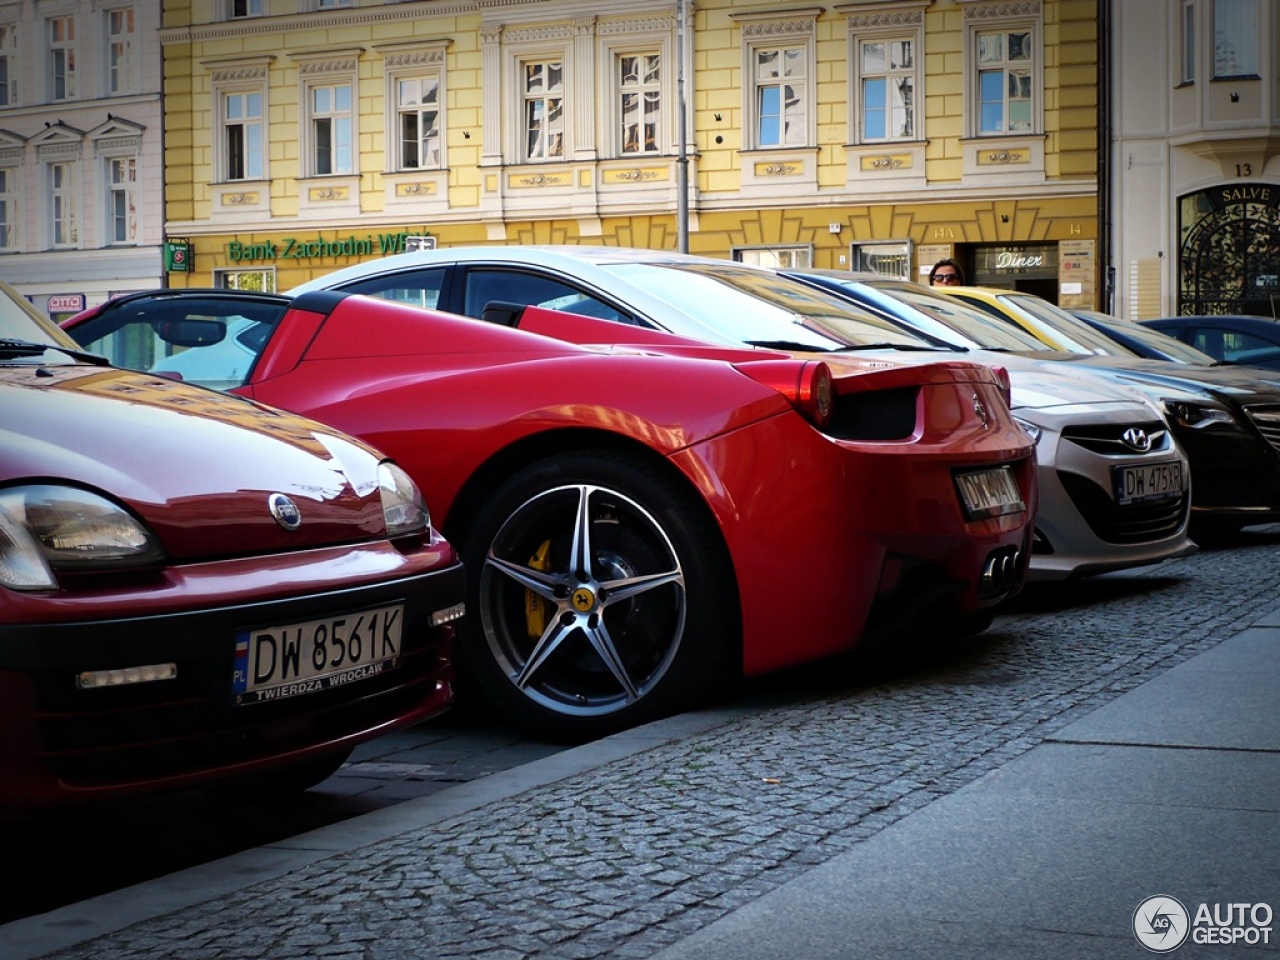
[225,231,430,263]
[165,240,192,272]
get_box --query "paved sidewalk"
[4,536,1280,960]
[651,610,1280,959]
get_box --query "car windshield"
[0,279,87,362]
[863,279,1046,351]
[1001,293,1140,357]
[605,262,951,352]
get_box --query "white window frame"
[495,24,575,167]
[850,24,923,145]
[0,19,18,107]
[48,160,79,248]
[306,80,355,175]
[228,0,262,19]
[215,268,276,292]
[1212,0,1258,78]
[104,4,137,97]
[211,62,269,184]
[734,245,812,269]
[48,14,77,102]
[384,45,446,173]
[104,153,138,245]
[0,163,19,251]
[1181,0,1197,84]
[519,56,565,162]
[615,49,662,156]
[965,9,1042,138]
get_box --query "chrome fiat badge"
[1121,427,1153,453]
[268,493,302,530]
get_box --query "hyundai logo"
[1121,427,1153,453]
[268,493,302,530]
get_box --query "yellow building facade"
[160,0,1100,305]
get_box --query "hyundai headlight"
[377,462,431,539]
[0,485,166,590]
[1012,416,1043,445]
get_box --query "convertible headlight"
[1012,416,1043,445]
[0,485,166,590]
[377,462,431,539]
[1162,400,1241,431]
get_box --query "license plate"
[1113,460,1185,505]
[955,465,1026,521]
[232,603,403,704]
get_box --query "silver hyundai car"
[291,246,1196,581]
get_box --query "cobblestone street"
[24,528,1280,960]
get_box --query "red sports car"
[2,280,464,812]
[66,289,1037,740]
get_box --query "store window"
[215,269,276,292]
[734,246,812,269]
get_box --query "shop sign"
[47,294,86,313]
[165,239,193,272]
[975,244,1058,279]
[226,231,431,263]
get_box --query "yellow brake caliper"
[525,539,554,638]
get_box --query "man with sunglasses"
[929,258,965,286]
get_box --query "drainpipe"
[677,0,690,253]
[1097,0,1113,313]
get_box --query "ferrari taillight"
[737,359,835,429]
[990,365,1012,408]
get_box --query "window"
[230,0,262,18]
[395,75,441,170]
[49,16,77,101]
[522,59,564,161]
[339,267,447,309]
[735,247,812,269]
[853,242,912,280]
[222,89,264,181]
[0,22,17,106]
[107,155,137,244]
[105,7,136,96]
[858,38,916,141]
[618,52,661,155]
[976,29,1033,134]
[1213,0,1257,77]
[1181,0,1196,83]
[0,166,17,250]
[49,161,78,247]
[215,269,275,292]
[308,83,354,175]
[462,269,628,323]
[753,46,806,147]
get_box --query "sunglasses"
[933,272,960,283]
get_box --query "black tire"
[456,451,737,742]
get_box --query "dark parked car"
[1071,310,1228,366]
[1140,315,1280,370]
[782,269,1280,539]
[0,279,464,813]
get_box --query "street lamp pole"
[676,0,689,253]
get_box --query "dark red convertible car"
[66,288,1037,740]
[1,280,464,812]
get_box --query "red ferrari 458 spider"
[66,289,1036,740]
